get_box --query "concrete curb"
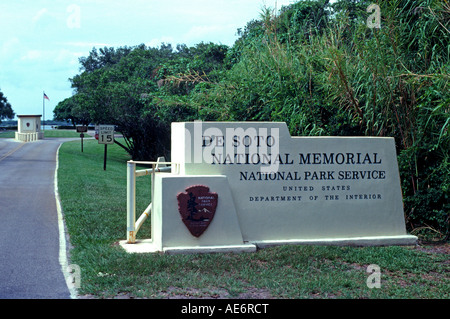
[54,143,78,299]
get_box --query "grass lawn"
[43,129,83,138]
[0,130,15,138]
[0,129,82,138]
[57,139,449,299]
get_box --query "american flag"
[44,93,50,100]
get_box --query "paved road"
[0,138,73,299]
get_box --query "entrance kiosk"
[15,115,44,142]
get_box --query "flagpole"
[43,91,45,131]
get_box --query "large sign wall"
[170,122,417,247]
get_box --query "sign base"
[253,235,418,249]
[119,239,256,254]
[120,234,417,254]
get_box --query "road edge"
[54,142,78,299]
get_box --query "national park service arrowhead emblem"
[177,185,218,237]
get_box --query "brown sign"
[76,126,88,133]
[177,185,218,237]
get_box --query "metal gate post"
[127,161,136,243]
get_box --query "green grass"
[43,129,82,138]
[0,131,15,138]
[58,139,449,299]
[0,129,82,138]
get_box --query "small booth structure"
[15,115,44,142]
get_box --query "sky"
[0,0,296,121]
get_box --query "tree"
[0,90,14,125]
[64,45,174,160]
[62,42,230,160]
[53,96,92,126]
[78,46,133,73]
[331,0,371,22]
[277,0,331,42]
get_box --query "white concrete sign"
[121,121,417,254]
[169,121,417,248]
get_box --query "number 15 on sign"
[98,125,115,145]
[98,125,114,171]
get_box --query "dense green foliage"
[0,90,14,125]
[54,0,449,239]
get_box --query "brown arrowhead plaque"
[177,185,218,237]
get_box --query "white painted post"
[151,163,156,208]
[127,161,136,243]
[135,203,151,234]
[125,159,178,244]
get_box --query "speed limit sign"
[98,125,115,145]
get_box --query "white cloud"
[146,36,177,48]
[63,42,114,49]
[55,49,82,65]
[186,25,227,38]
[20,50,44,61]
[182,24,238,45]
[32,8,49,25]
[1,0,300,119]
[0,37,20,58]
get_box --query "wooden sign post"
[76,126,88,152]
[98,125,115,170]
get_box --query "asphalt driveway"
[0,138,73,299]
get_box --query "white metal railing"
[126,157,179,243]
[15,132,44,142]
